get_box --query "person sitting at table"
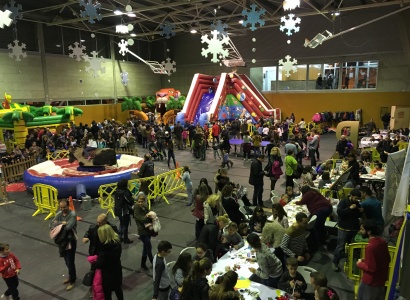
[220,222,244,256]
[278,257,307,298]
[261,219,286,268]
[246,233,283,288]
[359,186,384,229]
[272,203,289,228]
[316,160,333,175]
[279,186,299,207]
[209,270,243,300]
[249,206,267,233]
[180,257,213,300]
[301,166,315,187]
[360,150,372,162]
[370,162,384,175]
[194,242,216,264]
[295,186,332,245]
[358,161,368,175]
[172,252,192,288]
[221,185,245,225]
[318,171,332,189]
[237,223,249,238]
[198,215,230,258]
[280,212,310,265]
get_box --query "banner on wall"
[390,144,410,217]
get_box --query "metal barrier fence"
[98,167,185,217]
[344,242,397,299]
[32,183,59,220]
[46,148,138,160]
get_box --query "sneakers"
[66,283,75,291]
[332,263,339,272]
[63,278,70,284]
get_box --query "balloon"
[251,112,256,117]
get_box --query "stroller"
[148,142,164,161]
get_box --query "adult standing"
[138,153,155,195]
[249,154,267,207]
[335,135,348,158]
[197,215,229,256]
[376,135,392,163]
[133,192,154,271]
[246,233,283,288]
[173,121,183,150]
[192,184,209,240]
[266,147,283,193]
[50,199,77,291]
[165,131,177,168]
[212,122,221,143]
[365,119,377,137]
[357,220,390,300]
[332,189,363,272]
[359,187,384,229]
[298,118,306,134]
[345,153,360,188]
[83,214,119,256]
[114,179,134,244]
[252,132,262,158]
[307,131,318,167]
[94,225,123,300]
[285,150,298,188]
[295,186,332,245]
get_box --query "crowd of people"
[0,114,399,300]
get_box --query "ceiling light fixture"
[330,9,340,18]
[190,28,197,33]
[238,20,244,24]
[130,33,136,37]
[114,7,122,15]
[283,0,300,11]
[80,39,85,42]
[116,19,129,34]
[127,13,136,17]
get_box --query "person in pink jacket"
[87,255,105,300]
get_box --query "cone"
[68,196,82,221]
[175,161,181,179]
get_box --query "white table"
[208,244,286,300]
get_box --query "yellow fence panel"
[46,150,69,160]
[156,167,186,205]
[32,184,59,220]
[344,242,397,299]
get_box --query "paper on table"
[235,279,251,289]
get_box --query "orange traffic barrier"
[175,162,181,179]
[68,196,82,221]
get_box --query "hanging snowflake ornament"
[280,14,301,36]
[161,58,176,76]
[211,20,228,38]
[83,51,105,78]
[242,4,266,31]
[8,39,27,61]
[120,71,128,85]
[159,21,176,39]
[0,9,12,28]
[201,30,230,63]
[4,0,22,24]
[68,42,86,61]
[79,0,102,24]
[279,55,298,77]
[118,39,128,56]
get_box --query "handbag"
[82,269,95,287]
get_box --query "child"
[221,150,233,169]
[278,257,307,298]
[182,166,193,206]
[182,129,188,149]
[249,206,267,233]
[212,142,222,160]
[153,241,173,300]
[238,222,250,238]
[194,242,215,263]
[221,222,244,254]
[0,243,21,300]
[279,186,299,207]
[315,287,340,300]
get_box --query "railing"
[1,156,37,183]
[46,147,138,161]
[98,167,185,217]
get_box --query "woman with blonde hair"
[203,194,226,224]
[93,224,123,300]
[197,214,229,256]
[266,146,283,193]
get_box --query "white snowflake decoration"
[161,58,176,76]
[211,20,228,38]
[4,0,22,24]
[120,71,128,85]
[118,39,128,56]
[8,39,27,61]
[242,4,266,31]
[83,51,105,78]
[201,30,230,63]
[79,0,102,24]
[68,42,86,61]
[160,21,176,39]
[0,9,12,28]
[279,55,298,77]
[280,14,301,36]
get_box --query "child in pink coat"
[87,255,105,300]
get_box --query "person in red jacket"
[0,243,21,300]
[356,220,390,300]
[212,122,221,143]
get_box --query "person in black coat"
[249,154,267,206]
[95,224,123,300]
[83,214,119,255]
[335,135,348,158]
[345,153,360,188]
[221,185,245,225]
[376,135,392,163]
[197,215,229,256]
[114,179,134,244]
[137,154,155,195]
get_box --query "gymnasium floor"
[0,132,355,300]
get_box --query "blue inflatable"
[175,112,186,126]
